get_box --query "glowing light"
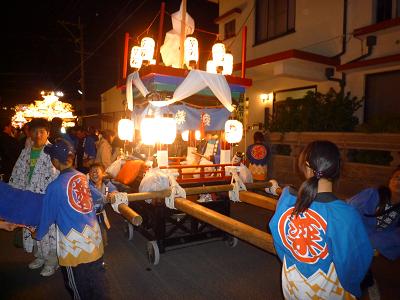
[206,60,217,74]
[222,52,233,75]
[118,118,135,142]
[212,41,225,68]
[184,36,199,69]
[61,127,66,134]
[130,45,142,69]
[195,130,201,140]
[11,91,76,128]
[224,120,243,143]
[181,130,189,142]
[140,115,158,145]
[260,92,274,103]
[141,37,155,65]
[158,115,176,144]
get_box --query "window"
[255,0,296,44]
[224,19,236,39]
[375,0,400,22]
[364,70,400,123]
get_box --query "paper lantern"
[184,36,199,69]
[195,130,201,140]
[118,118,134,142]
[224,120,243,143]
[158,115,176,144]
[212,41,225,67]
[140,115,158,145]
[181,130,189,142]
[130,46,142,69]
[222,52,233,75]
[141,37,155,65]
[206,60,217,74]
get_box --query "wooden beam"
[174,197,276,254]
[118,204,143,226]
[239,191,277,211]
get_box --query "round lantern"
[184,36,199,69]
[140,115,158,145]
[118,118,135,142]
[158,114,176,144]
[195,129,201,141]
[212,40,225,69]
[224,119,243,143]
[222,52,233,75]
[141,37,155,66]
[181,130,189,142]
[206,60,217,74]
[130,45,142,70]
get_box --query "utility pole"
[58,19,86,115]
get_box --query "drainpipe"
[347,35,377,63]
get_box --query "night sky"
[0,0,218,114]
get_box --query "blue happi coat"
[269,187,373,298]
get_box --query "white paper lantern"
[184,36,199,69]
[195,130,201,140]
[212,41,225,67]
[224,120,243,143]
[130,46,142,69]
[141,37,155,65]
[181,130,189,141]
[118,119,134,142]
[222,52,233,75]
[206,60,217,74]
[158,115,176,144]
[140,116,158,145]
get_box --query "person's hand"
[107,191,118,204]
[0,220,20,231]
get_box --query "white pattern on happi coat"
[9,142,59,255]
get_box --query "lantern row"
[118,118,243,145]
[130,36,233,75]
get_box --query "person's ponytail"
[293,176,319,215]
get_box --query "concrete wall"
[100,86,126,130]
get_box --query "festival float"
[11,91,77,130]
[112,1,278,265]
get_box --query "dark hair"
[253,131,265,143]
[101,129,115,143]
[29,118,50,132]
[0,117,12,130]
[89,162,105,172]
[294,140,341,215]
[51,117,63,127]
[374,166,400,216]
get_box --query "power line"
[56,0,150,89]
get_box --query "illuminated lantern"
[224,119,243,143]
[222,52,233,75]
[212,40,225,72]
[141,37,155,66]
[140,115,158,145]
[181,130,189,141]
[158,114,176,144]
[206,60,217,74]
[184,36,199,69]
[195,130,201,140]
[118,118,135,142]
[130,45,142,69]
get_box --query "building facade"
[215,0,400,147]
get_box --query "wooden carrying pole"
[118,204,143,226]
[174,197,276,254]
[126,182,278,212]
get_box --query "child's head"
[44,138,75,170]
[29,118,50,148]
[89,162,106,185]
[294,140,341,215]
[253,131,264,143]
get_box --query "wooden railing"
[268,132,400,197]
